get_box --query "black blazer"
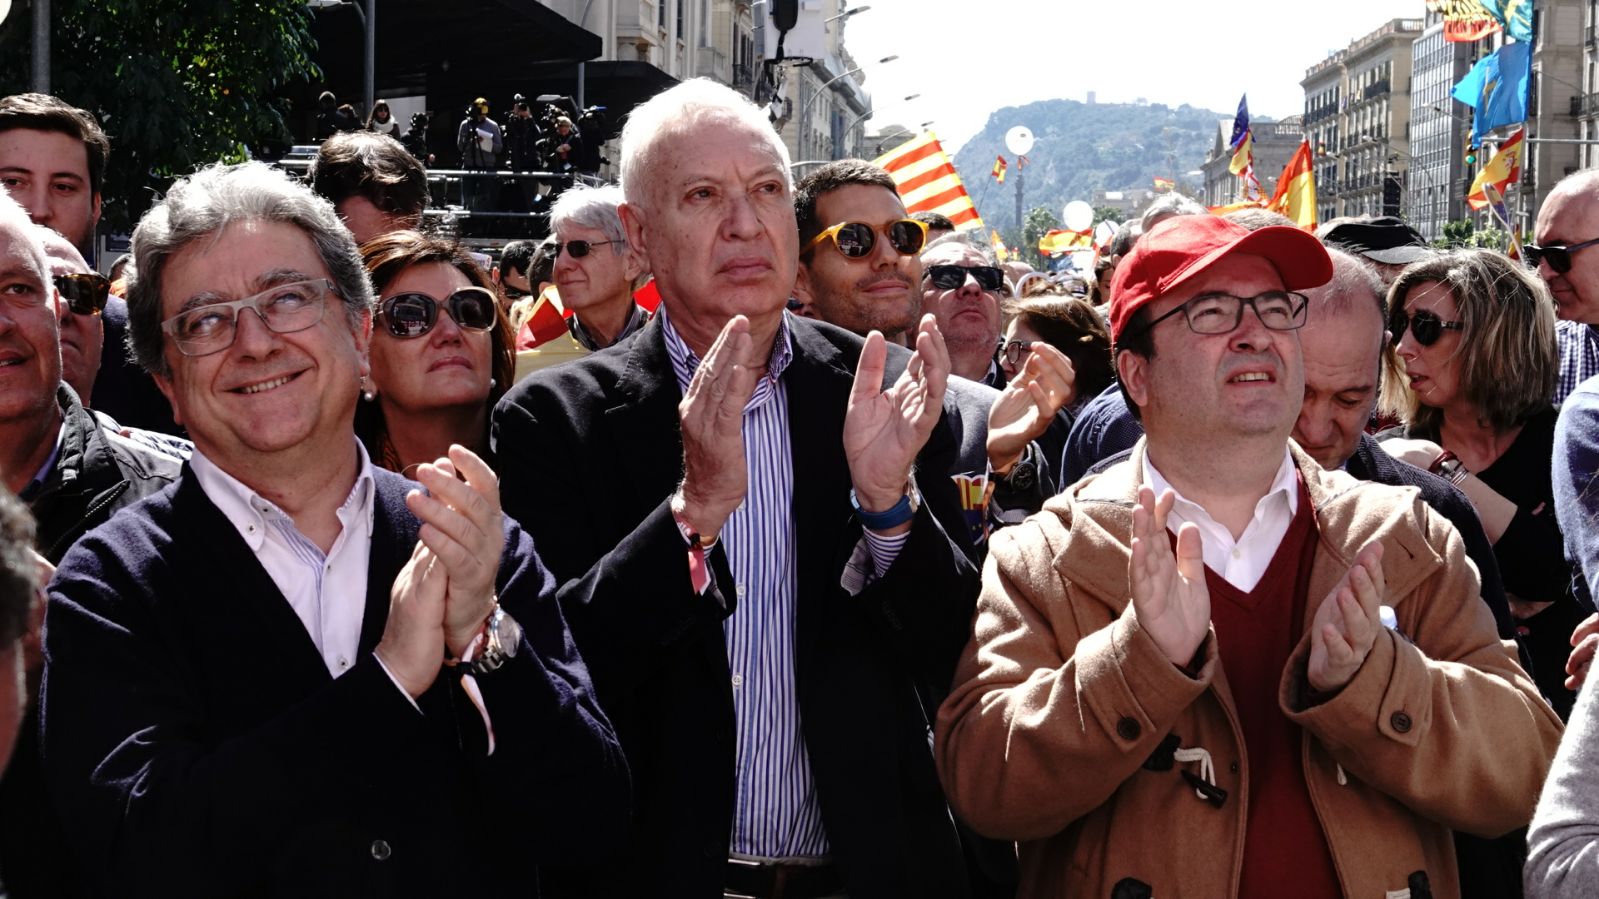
[40,467,628,898]
[493,315,990,898]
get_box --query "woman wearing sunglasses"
[1379,248,1582,715]
[357,231,515,474]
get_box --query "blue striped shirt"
[661,311,914,860]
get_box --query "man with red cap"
[934,215,1560,899]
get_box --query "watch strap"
[850,483,920,531]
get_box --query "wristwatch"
[1429,449,1469,486]
[850,482,922,531]
[467,605,522,676]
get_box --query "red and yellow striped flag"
[992,155,1007,184]
[1266,140,1318,231]
[989,229,1009,262]
[1038,229,1093,256]
[874,131,984,231]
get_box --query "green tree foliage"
[0,0,322,230]
[1093,206,1122,226]
[1434,219,1512,252]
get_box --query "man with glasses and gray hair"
[548,183,649,351]
[936,214,1559,898]
[39,161,628,897]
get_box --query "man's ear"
[619,201,648,270]
[1115,348,1150,411]
[793,259,814,304]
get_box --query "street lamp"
[798,55,898,160]
[308,0,377,118]
[826,6,870,23]
[844,93,919,134]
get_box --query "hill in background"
[951,98,1237,230]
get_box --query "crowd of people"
[4,76,1599,899]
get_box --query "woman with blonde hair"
[1379,247,1581,715]
[357,230,516,474]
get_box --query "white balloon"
[0,1,11,25]
[1004,125,1034,157]
[1063,200,1094,233]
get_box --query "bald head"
[1536,168,1599,324]
[1292,248,1386,470]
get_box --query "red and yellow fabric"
[992,155,1007,184]
[1427,0,1503,41]
[1266,140,1318,231]
[874,131,984,231]
[1152,177,1174,192]
[1466,127,1524,210]
[1038,229,1093,257]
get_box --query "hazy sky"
[846,0,1424,154]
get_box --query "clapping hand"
[408,446,504,657]
[674,315,761,538]
[843,314,949,523]
[987,343,1076,472]
[1129,485,1210,667]
[1307,543,1386,694]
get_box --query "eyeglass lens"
[382,288,497,339]
[164,280,333,356]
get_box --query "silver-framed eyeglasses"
[160,279,337,357]
[1128,290,1309,338]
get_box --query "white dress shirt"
[190,444,375,677]
[1143,447,1299,592]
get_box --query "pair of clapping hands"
[377,447,504,699]
[1131,488,1387,694]
[670,313,1081,542]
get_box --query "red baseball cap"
[1108,215,1333,342]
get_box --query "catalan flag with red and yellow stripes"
[874,131,984,231]
[992,155,1007,184]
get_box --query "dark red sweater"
[1206,477,1342,898]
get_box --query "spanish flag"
[1466,127,1524,210]
[875,131,984,231]
[1152,177,1174,192]
[992,155,1007,184]
[1228,131,1254,177]
[1038,229,1093,256]
[1266,140,1317,231]
[989,229,1009,262]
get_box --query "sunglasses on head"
[378,287,497,339]
[553,239,623,258]
[54,272,110,316]
[1525,235,1599,274]
[1390,307,1464,347]
[805,219,929,259]
[924,263,1006,292]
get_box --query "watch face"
[1010,462,1036,491]
[492,608,523,658]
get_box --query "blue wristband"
[850,487,917,530]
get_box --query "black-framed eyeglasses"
[805,219,929,259]
[54,272,110,316]
[1525,235,1599,274]
[379,287,498,339]
[1390,307,1464,347]
[553,239,624,258]
[925,263,1006,292]
[1001,339,1036,366]
[1130,291,1310,339]
[161,279,336,357]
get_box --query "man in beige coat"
[936,215,1561,899]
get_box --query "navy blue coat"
[40,466,628,898]
[493,314,997,898]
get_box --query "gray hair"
[550,184,628,247]
[0,194,48,287]
[1309,247,1386,323]
[125,161,375,377]
[922,230,997,266]
[1138,194,1206,230]
[618,78,792,210]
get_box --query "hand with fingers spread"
[844,314,950,515]
[675,315,761,539]
[1308,542,1387,693]
[374,541,449,698]
[1566,612,1599,691]
[987,343,1077,472]
[406,445,506,658]
[1130,485,1211,667]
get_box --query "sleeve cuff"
[373,652,423,714]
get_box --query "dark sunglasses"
[1390,308,1464,347]
[499,282,533,300]
[925,263,1006,292]
[553,239,623,258]
[1524,235,1599,274]
[805,219,929,259]
[54,272,110,315]
[379,287,497,339]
